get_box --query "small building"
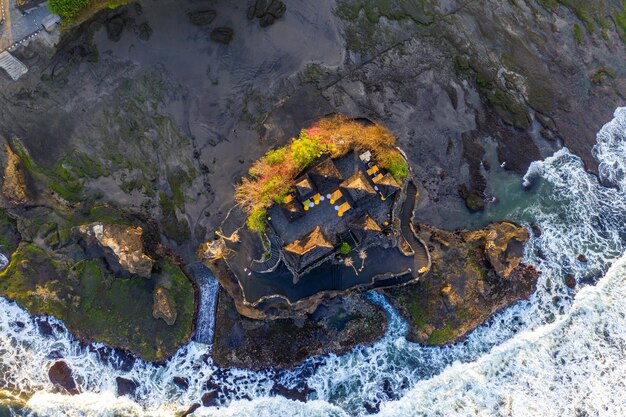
[340,170,376,206]
[349,212,382,245]
[374,173,401,200]
[283,225,334,273]
[16,0,46,13]
[308,158,343,195]
[281,195,305,222]
[294,175,315,202]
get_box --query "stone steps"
[0,51,28,80]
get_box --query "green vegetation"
[426,323,455,345]
[236,116,407,232]
[12,140,109,202]
[574,23,583,44]
[49,0,131,24]
[617,1,626,35]
[591,67,616,85]
[0,242,194,361]
[339,242,352,255]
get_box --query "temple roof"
[374,173,401,198]
[350,212,382,232]
[308,158,343,194]
[284,225,333,256]
[340,170,376,203]
[281,197,305,222]
[294,176,315,201]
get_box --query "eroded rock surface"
[152,286,177,325]
[384,221,539,346]
[79,223,154,278]
[212,289,386,370]
[1,144,28,205]
[48,361,79,395]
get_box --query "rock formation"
[78,223,154,278]
[472,221,529,278]
[247,0,286,27]
[1,145,28,205]
[152,286,177,325]
[48,361,79,395]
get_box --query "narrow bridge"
[0,51,28,80]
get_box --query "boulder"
[116,377,138,397]
[267,0,286,18]
[481,222,529,278]
[173,376,189,390]
[78,223,154,278]
[48,361,79,395]
[201,390,219,407]
[2,144,28,205]
[188,10,216,26]
[210,27,234,44]
[152,287,177,325]
[105,16,126,42]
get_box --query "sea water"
[1,108,626,417]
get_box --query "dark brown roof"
[340,170,376,204]
[294,176,315,201]
[350,212,382,232]
[309,158,343,194]
[281,198,304,222]
[374,173,400,198]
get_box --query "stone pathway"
[0,50,28,80]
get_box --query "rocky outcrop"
[470,221,529,278]
[384,221,539,346]
[152,286,177,325]
[188,10,216,26]
[115,377,138,397]
[78,223,154,278]
[247,0,286,27]
[210,27,234,44]
[1,145,28,205]
[212,289,386,370]
[48,361,79,395]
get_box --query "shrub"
[48,0,90,19]
[247,206,268,233]
[379,152,408,181]
[339,242,351,255]
[290,133,323,168]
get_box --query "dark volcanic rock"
[564,275,576,289]
[577,254,588,263]
[116,377,138,397]
[212,290,386,370]
[105,16,126,42]
[173,376,190,391]
[188,10,216,26]
[267,0,286,18]
[530,223,541,238]
[48,361,79,395]
[210,27,234,44]
[137,22,153,41]
[181,403,201,417]
[249,0,285,27]
[201,390,219,407]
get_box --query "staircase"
[0,51,28,81]
[399,181,430,272]
[250,232,282,273]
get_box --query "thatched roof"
[351,212,382,232]
[340,170,376,204]
[309,158,343,194]
[284,225,333,255]
[294,176,315,201]
[281,198,304,222]
[374,173,400,198]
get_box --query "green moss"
[0,244,194,362]
[486,88,531,130]
[591,67,616,85]
[159,193,191,244]
[426,325,455,345]
[574,23,583,44]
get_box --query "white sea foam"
[1,108,626,416]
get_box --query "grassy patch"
[574,23,583,44]
[426,324,454,345]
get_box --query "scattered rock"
[116,377,138,397]
[201,390,219,407]
[48,361,79,395]
[137,22,153,41]
[270,382,309,402]
[248,0,286,27]
[2,144,28,205]
[152,287,177,325]
[481,222,529,278]
[564,275,576,289]
[181,403,201,417]
[188,10,216,26]
[577,254,588,263]
[105,16,126,42]
[78,223,154,278]
[210,27,234,44]
[530,223,541,237]
[173,376,189,390]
